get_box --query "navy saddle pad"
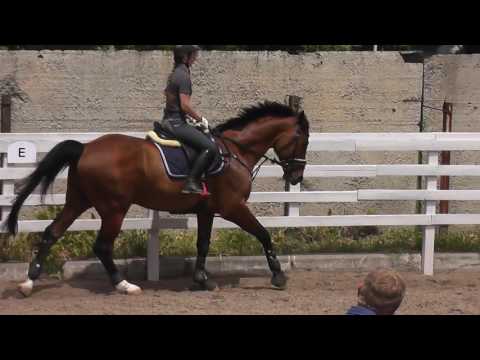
[152,122,225,180]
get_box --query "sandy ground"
[1,270,479,315]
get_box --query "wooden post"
[422,151,439,276]
[439,102,453,235]
[1,95,12,133]
[284,95,303,217]
[1,95,12,222]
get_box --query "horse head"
[272,110,310,186]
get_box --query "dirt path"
[1,270,479,315]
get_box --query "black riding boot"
[182,149,215,195]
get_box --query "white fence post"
[422,151,439,276]
[284,94,303,218]
[1,154,14,222]
[287,184,301,217]
[147,210,160,281]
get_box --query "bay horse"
[5,101,310,296]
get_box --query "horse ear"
[298,111,305,122]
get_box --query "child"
[346,268,406,315]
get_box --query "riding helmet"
[174,45,201,64]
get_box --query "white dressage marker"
[7,141,37,164]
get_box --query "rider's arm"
[179,94,203,122]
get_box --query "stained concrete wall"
[424,55,480,229]
[0,50,424,220]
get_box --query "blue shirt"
[346,306,377,315]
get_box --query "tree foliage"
[1,44,475,54]
[0,44,355,52]
[0,44,364,52]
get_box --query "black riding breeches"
[163,117,219,178]
[164,117,217,153]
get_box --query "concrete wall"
[424,55,480,229]
[0,50,424,219]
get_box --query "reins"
[212,128,307,183]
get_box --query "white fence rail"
[2,132,480,279]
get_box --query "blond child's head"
[358,268,406,315]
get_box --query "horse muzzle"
[289,176,303,186]
[283,173,303,186]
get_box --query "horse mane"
[214,101,299,133]
[298,110,310,135]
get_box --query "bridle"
[212,121,307,182]
[276,133,308,179]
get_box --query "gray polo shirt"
[164,64,192,119]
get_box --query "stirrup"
[181,181,211,197]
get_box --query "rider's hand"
[186,115,197,127]
[186,115,210,134]
[200,117,210,134]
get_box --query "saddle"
[146,122,225,180]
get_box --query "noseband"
[277,134,307,176]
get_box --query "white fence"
[2,132,480,280]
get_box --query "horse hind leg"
[93,209,142,295]
[18,199,91,297]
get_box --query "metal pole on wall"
[416,62,426,218]
[0,95,12,221]
[284,95,303,217]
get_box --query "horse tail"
[4,140,84,236]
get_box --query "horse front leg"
[193,211,217,291]
[223,204,287,289]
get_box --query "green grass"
[2,206,480,275]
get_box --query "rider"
[163,45,219,195]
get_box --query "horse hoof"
[202,279,218,292]
[115,280,142,295]
[191,279,218,292]
[271,272,287,290]
[18,279,34,297]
